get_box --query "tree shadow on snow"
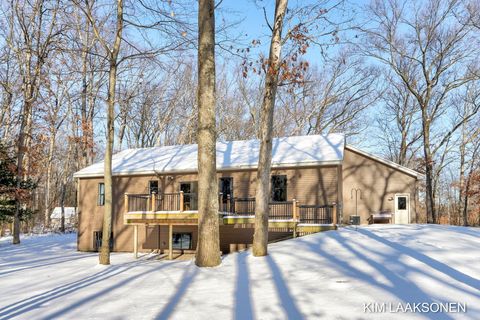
[0,259,158,319]
[356,228,480,292]
[265,254,304,319]
[0,253,96,277]
[300,233,455,320]
[234,252,254,320]
[154,264,198,319]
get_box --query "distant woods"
[0,0,479,240]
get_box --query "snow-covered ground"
[0,225,479,319]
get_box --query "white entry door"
[394,194,410,224]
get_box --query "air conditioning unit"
[349,215,360,226]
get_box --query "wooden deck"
[124,192,337,259]
[124,192,337,227]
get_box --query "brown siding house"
[74,134,423,256]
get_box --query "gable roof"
[73,134,345,178]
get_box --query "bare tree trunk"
[422,119,436,224]
[195,0,220,267]
[60,134,74,233]
[13,101,32,244]
[77,0,124,265]
[253,0,288,257]
[80,44,90,168]
[459,123,467,226]
[60,181,66,233]
[99,64,117,264]
[44,128,56,227]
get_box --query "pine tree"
[0,142,36,227]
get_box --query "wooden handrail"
[124,194,129,214]
[332,202,337,225]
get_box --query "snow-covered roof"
[50,207,76,219]
[73,134,345,178]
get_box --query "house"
[73,134,423,257]
[50,207,77,228]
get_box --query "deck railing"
[219,197,255,215]
[125,192,336,224]
[298,205,333,224]
[269,201,294,220]
[154,193,181,211]
[127,194,150,212]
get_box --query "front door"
[394,194,410,224]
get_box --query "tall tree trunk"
[459,121,467,226]
[60,140,72,233]
[99,60,117,265]
[60,181,66,233]
[253,0,288,257]
[80,44,89,168]
[23,108,34,180]
[44,129,56,227]
[98,0,123,265]
[13,100,32,244]
[421,111,436,224]
[195,0,220,267]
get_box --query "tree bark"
[44,128,56,228]
[96,0,123,265]
[99,62,117,264]
[422,117,436,224]
[253,0,288,257]
[459,123,467,226]
[195,0,220,267]
[13,102,31,244]
[60,181,66,233]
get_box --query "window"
[93,231,113,251]
[172,232,192,250]
[271,175,287,202]
[219,177,233,202]
[180,181,198,210]
[397,197,407,210]
[98,183,105,206]
[149,180,159,194]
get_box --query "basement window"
[172,232,192,250]
[93,231,113,251]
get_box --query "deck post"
[332,202,337,226]
[124,194,129,214]
[133,225,138,259]
[293,199,298,238]
[168,224,173,260]
[227,194,231,212]
[292,199,297,220]
[151,192,156,212]
[179,191,184,212]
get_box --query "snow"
[73,134,345,177]
[1,225,479,319]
